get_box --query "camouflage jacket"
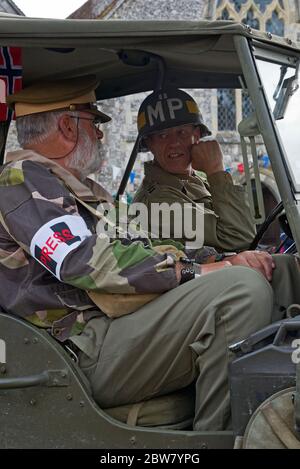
[0,150,179,341]
[133,161,255,252]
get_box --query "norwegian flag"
[0,47,22,121]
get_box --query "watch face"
[180,267,195,284]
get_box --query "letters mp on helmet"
[137,88,211,151]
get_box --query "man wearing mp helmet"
[134,87,256,252]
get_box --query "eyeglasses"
[69,115,102,131]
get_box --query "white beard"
[66,127,105,181]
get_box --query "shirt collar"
[144,160,199,188]
[5,149,113,203]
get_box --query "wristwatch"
[180,266,195,285]
[215,252,237,262]
[178,257,195,285]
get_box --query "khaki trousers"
[75,254,299,431]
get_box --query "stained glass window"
[216,0,287,132]
[266,10,284,36]
[230,0,279,13]
[242,9,260,29]
[230,0,247,12]
[254,0,276,13]
[219,8,230,20]
[217,89,236,130]
[242,92,254,119]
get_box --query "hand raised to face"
[191,137,224,176]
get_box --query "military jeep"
[0,14,300,449]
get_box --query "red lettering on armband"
[45,236,58,251]
[62,229,75,240]
[53,230,75,242]
[39,236,60,267]
[40,254,50,267]
[41,246,52,261]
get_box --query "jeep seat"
[105,386,195,429]
[0,312,195,434]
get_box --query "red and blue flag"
[0,47,22,121]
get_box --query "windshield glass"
[256,58,300,190]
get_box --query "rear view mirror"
[273,75,299,120]
[273,61,300,120]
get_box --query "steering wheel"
[249,201,296,254]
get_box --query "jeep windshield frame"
[234,35,300,252]
[254,46,300,192]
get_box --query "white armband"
[30,215,92,280]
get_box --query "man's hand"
[191,138,224,176]
[227,251,275,281]
[175,251,275,284]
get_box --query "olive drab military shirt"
[0,150,178,341]
[133,161,256,251]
